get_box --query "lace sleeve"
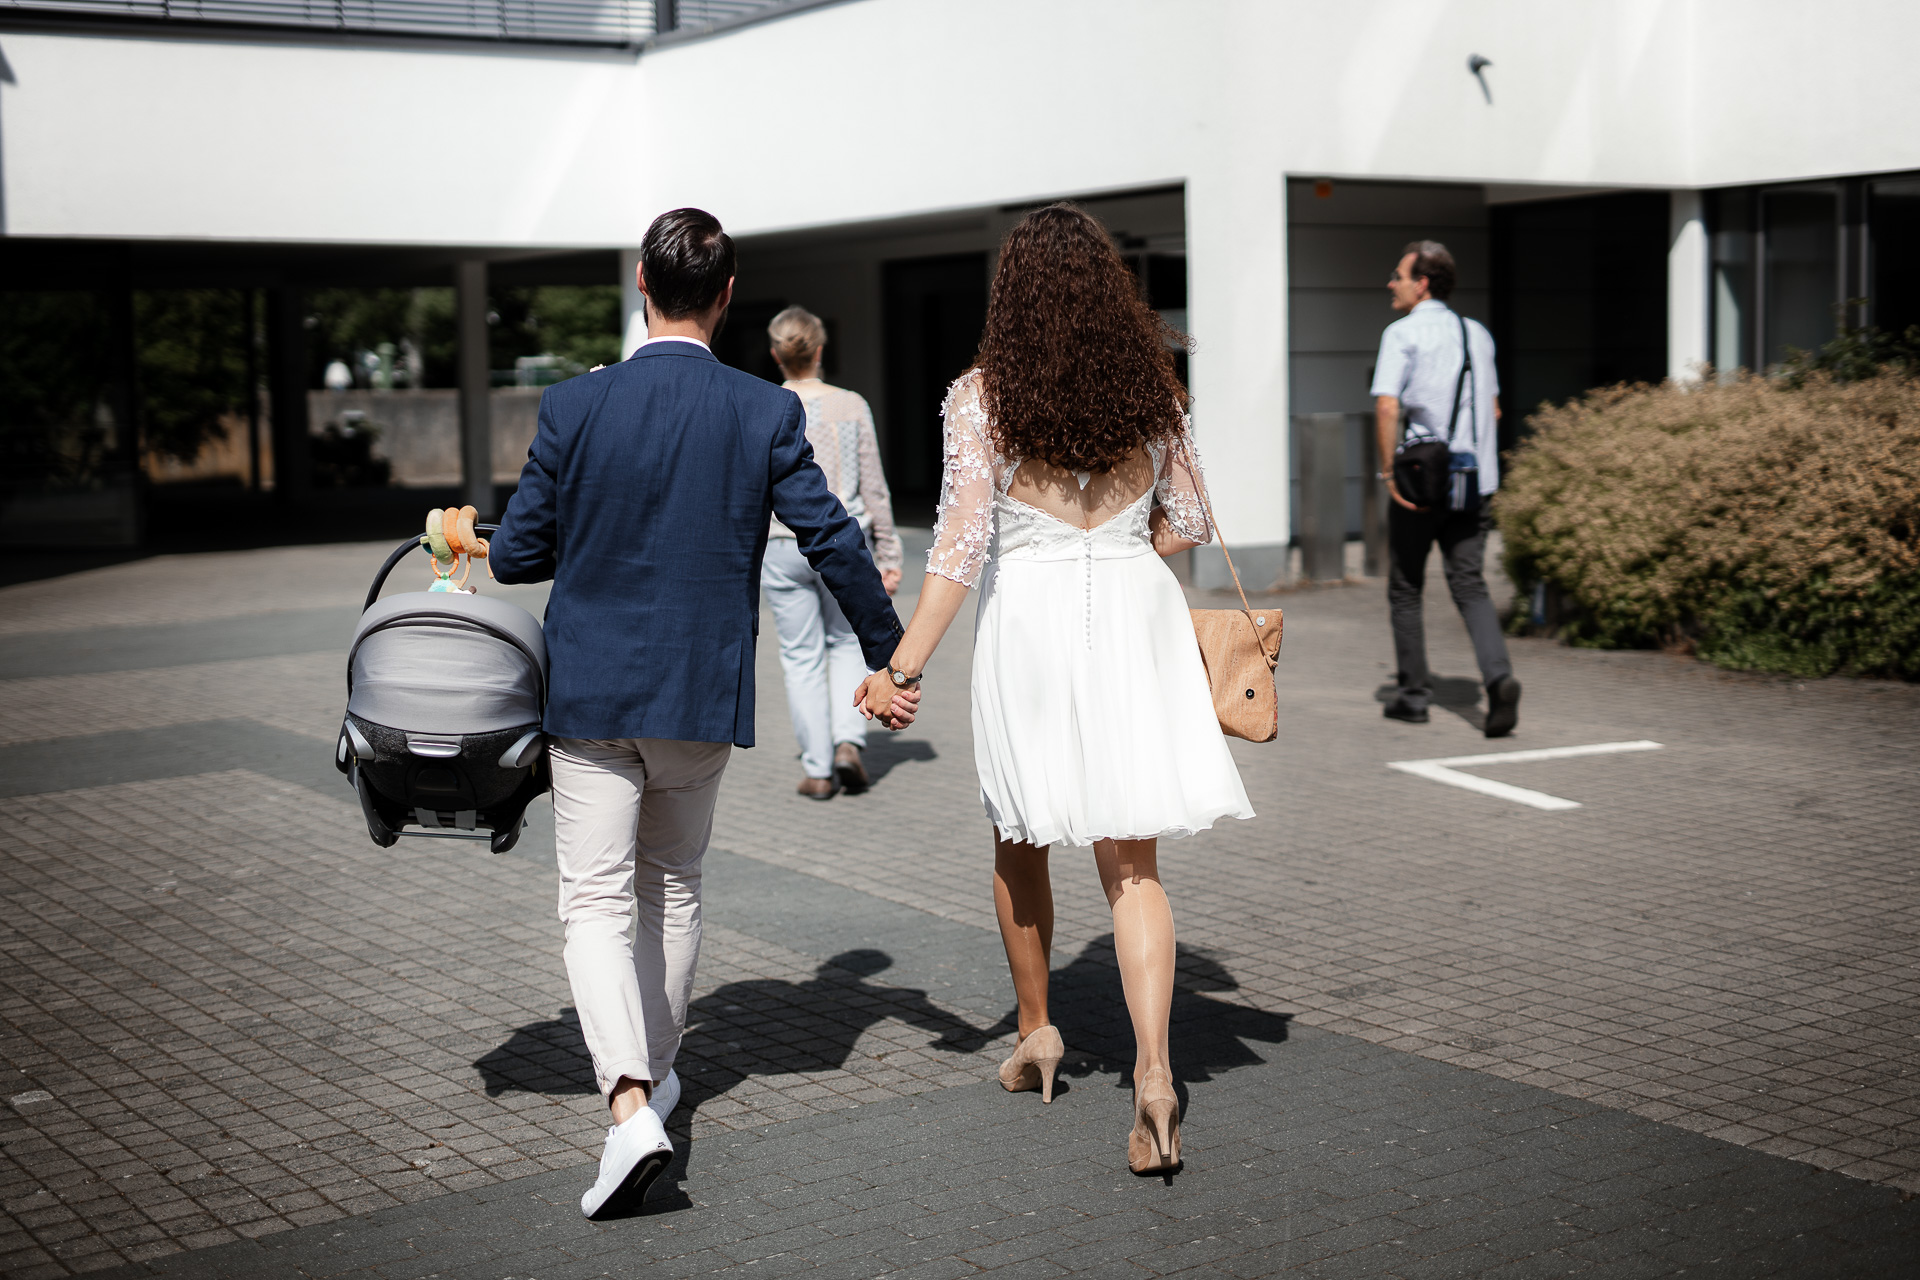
[1155,414,1215,545]
[926,372,996,587]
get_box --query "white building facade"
[4,0,1918,568]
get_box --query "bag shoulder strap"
[1446,311,1474,448]
[1177,433,1278,670]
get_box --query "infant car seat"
[335,527,549,853]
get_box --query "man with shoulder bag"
[1371,241,1521,738]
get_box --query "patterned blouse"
[767,384,903,573]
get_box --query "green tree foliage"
[306,288,458,389]
[304,284,619,388]
[490,286,622,374]
[134,290,252,463]
[1776,306,1920,388]
[0,291,117,484]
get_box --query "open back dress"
[928,372,1254,848]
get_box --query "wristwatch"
[888,666,922,689]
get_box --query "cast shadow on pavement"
[475,1008,598,1097]
[1374,676,1486,731]
[474,948,990,1104]
[849,736,938,787]
[971,937,1294,1105]
[474,943,1289,1216]
[476,948,990,1219]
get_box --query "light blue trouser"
[762,537,869,778]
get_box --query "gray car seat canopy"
[348,592,547,736]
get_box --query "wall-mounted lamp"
[1468,54,1493,104]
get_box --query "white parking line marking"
[1387,740,1664,811]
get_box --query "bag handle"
[1177,433,1278,670]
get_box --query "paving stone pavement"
[1,537,1916,1278]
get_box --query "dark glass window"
[1709,188,1755,375]
[1869,177,1920,338]
[1762,189,1838,365]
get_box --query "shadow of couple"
[478,936,1289,1104]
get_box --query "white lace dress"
[929,373,1254,848]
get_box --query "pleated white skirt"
[970,544,1254,847]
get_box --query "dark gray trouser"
[1387,500,1513,710]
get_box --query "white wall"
[0,31,650,245]
[13,0,1920,246]
[8,0,1920,549]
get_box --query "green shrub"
[1497,372,1920,680]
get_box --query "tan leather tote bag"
[1182,439,1282,742]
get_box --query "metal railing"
[1,0,790,45]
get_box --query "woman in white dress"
[856,204,1253,1174]
[762,306,903,799]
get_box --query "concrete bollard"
[1295,413,1348,582]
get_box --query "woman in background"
[764,306,903,799]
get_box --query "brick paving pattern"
[1,538,1916,1277]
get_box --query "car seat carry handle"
[364,523,500,612]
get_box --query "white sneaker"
[648,1069,681,1122]
[580,1108,672,1220]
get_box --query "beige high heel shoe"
[1128,1066,1182,1174]
[998,1025,1065,1102]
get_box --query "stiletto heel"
[1128,1067,1182,1174]
[998,1025,1066,1102]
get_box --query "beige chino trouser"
[550,737,732,1098]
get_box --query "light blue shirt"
[1370,299,1501,493]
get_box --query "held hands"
[855,670,919,730]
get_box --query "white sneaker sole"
[581,1147,671,1220]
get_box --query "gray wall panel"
[1288,180,1487,228]
[1288,353,1379,415]
[1288,226,1492,289]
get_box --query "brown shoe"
[796,776,836,800]
[833,743,870,795]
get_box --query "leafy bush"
[1776,309,1920,387]
[1497,372,1920,679]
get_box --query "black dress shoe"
[1484,675,1522,738]
[1383,699,1429,724]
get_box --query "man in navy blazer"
[491,209,914,1219]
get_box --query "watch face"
[891,670,906,686]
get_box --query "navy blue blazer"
[491,341,903,746]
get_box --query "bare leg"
[1094,838,1174,1086]
[993,834,1054,1039]
[608,1076,653,1124]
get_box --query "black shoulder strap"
[1445,312,1474,448]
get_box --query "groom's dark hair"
[641,208,736,319]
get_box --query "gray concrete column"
[265,288,312,503]
[455,259,493,517]
[1295,413,1347,582]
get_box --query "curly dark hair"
[974,204,1189,472]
